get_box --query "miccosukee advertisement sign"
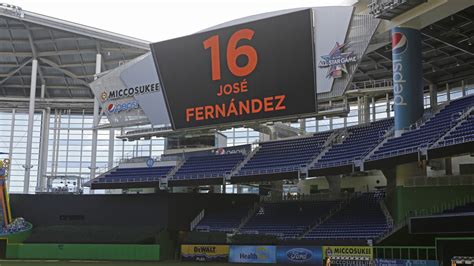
[323,246,373,259]
[150,9,316,130]
[181,244,229,262]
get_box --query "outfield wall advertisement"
[375,259,439,266]
[323,246,373,259]
[229,245,276,264]
[276,246,322,265]
[181,245,229,262]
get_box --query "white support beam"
[23,58,37,194]
[0,58,32,86]
[461,80,466,97]
[376,0,472,33]
[89,53,101,184]
[7,108,15,190]
[371,97,376,122]
[39,58,90,87]
[37,107,50,192]
[108,129,115,170]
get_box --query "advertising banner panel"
[181,245,229,262]
[375,259,439,266]
[391,27,424,132]
[151,9,316,130]
[323,246,373,259]
[229,245,276,264]
[276,246,322,265]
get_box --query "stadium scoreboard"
[151,9,316,130]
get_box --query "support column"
[371,97,376,122]
[445,158,452,176]
[270,180,283,201]
[108,129,115,170]
[24,59,38,194]
[37,107,50,192]
[446,83,450,102]
[429,84,438,108]
[461,80,466,97]
[363,95,370,124]
[325,175,341,195]
[90,53,101,182]
[40,84,46,98]
[7,109,16,190]
[299,118,306,134]
[391,27,424,137]
[357,96,362,123]
[386,93,390,118]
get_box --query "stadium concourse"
[0,0,473,266]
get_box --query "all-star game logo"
[318,42,357,79]
[100,91,108,102]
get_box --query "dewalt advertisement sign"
[181,245,229,262]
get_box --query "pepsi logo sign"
[286,248,312,262]
[392,32,408,55]
[106,100,139,114]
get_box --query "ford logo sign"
[286,248,312,262]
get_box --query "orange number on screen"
[203,29,257,81]
[203,35,221,81]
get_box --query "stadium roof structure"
[0,3,149,110]
[352,3,474,92]
[0,2,473,119]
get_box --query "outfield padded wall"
[10,193,259,231]
[6,243,160,261]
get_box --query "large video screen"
[150,9,316,130]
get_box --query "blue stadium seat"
[195,206,251,233]
[171,153,245,181]
[370,95,474,160]
[236,132,332,176]
[312,118,393,169]
[240,201,340,238]
[92,165,174,184]
[303,191,389,240]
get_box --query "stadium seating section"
[192,192,389,240]
[171,153,245,181]
[370,95,473,160]
[91,166,173,185]
[240,201,341,238]
[435,110,474,147]
[194,206,251,233]
[303,191,389,240]
[314,118,393,169]
[91,94,473,185]
[236,132,332,176]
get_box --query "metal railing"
[373,246,437,261]
[299,192,361,239]
[404,174,474,187]
[261,192,355,203]
[351,79,392,90]
[237,202,260,231]
[433,135,474,148]
[190,209,205,231]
